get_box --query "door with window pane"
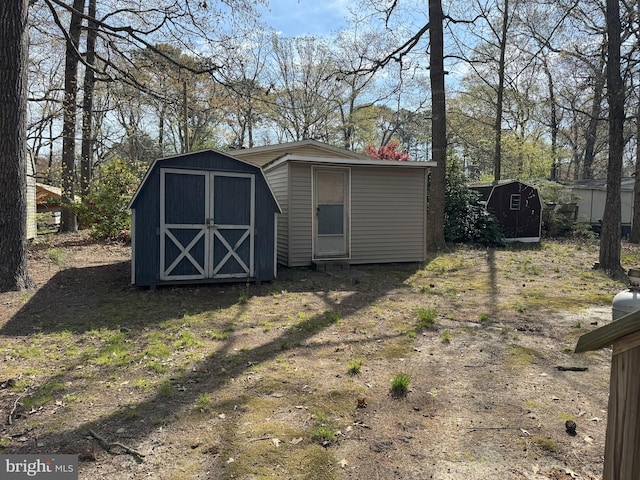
[314,168,349,258]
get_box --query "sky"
[257,0,351,37]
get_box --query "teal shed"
[129,150,281,286]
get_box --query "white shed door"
[160,169,254,281]
[313,168,349,259]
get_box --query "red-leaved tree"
[364,139,410,161]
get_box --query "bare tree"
[427,0,447,251]
[598,0,624,275]
[80,0,96,199]
[0,0,32,291]
[266,35,342,142]
[59,0,84,232]
[631,98,640,243]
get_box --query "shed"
[569,177,634,236]
[575,299,640,479]
[471,180,542,242]
[230,140,435,267]
[129,150,281,286]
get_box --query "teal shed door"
[160,168,255,281]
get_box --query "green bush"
[445,156,505,246]
[532,180,595,239]
[72,158,144,240]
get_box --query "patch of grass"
[506,345,542,369]
[479,313,489,323]
[532,436,559,453]
[8,344,42,360]
[147,360,169,374]
[0,437,11,452]
[325,310,341,322]
[205,330,231,341]
[557,412,577,422]
[158,380,176,399]
[425,254,465,273]
[288,446,339,480]
[120,406,139,420]
[47,247,66,268]
[195,393,214,413]
[441,330,451,344]
[133,378,153,392]
[347,358,364,375]
[416,307,437,330]
[172,331,203,349]
[297,310,340,333]
[62,393,79,406]
[147,333,172,358]
[237,294,249,304]
[23,380,66,408]
[376,337,415,359]
[311,411,340,445]
[390,372,411,398]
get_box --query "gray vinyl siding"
[350,168,426,264]
[288,162,313,266]
[264,163,289,266]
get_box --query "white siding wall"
[265,163,290,266]
[574,188,634,226]
[26,155,36,239]
[289,163,313,266]
[350,168,426,264]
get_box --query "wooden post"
[576,309,640,479]
[603,334,640,479]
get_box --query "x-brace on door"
[160,168,255,281]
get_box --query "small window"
[510,194,521,210]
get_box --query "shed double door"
[160,168,255,281]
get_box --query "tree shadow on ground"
[2,260,419,469]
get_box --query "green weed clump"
[416,307,437,330]
[347,358,364,375]
[310,412,339,445]
[390,372,411,398]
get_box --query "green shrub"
[445,156,505,246]
[71,158,144,240]
[533,180,595,239]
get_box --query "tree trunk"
[583,55,606,180]
[426,0,447,252]
[0,0,32,292]
[493,0,508,183]
[60,0,85,232]
[80,0,97,200]
[630,101,640,243]
[599,0,624,275]
[543,58,559,181]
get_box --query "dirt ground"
[0,232,634,479]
